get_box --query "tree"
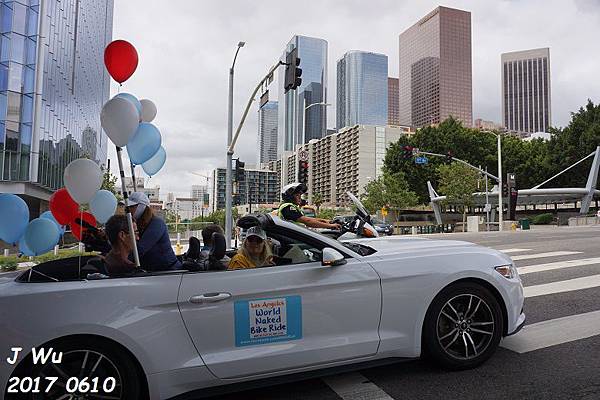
[312,192,324,213]
[361,171,418,225]
[437,162,480,228]
[100,166,120,199]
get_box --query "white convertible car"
[0,199,525,400]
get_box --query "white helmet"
[281,182,307,202]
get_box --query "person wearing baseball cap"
[228,226,274,270]
[127,191,182,271]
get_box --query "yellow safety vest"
[277,202,305,225]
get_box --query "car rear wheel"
[8,338,143,400]
[422,281,503,370]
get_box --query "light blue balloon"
[40,211,66,236]
[18,235,35,256]
[141,146,166,177]
[90,190,118,224]
[114,93,142,119]
[127,122,162,165]
[0,194,30,244]
[23,218,60,256]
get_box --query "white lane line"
[322,372,394,400]
[511,251,582,261]
[524,274,600,297]
[518,257,600,275]
[501,310,600,353]
[498,248,531,254]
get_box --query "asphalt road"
[200,225,600,400]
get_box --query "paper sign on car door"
[234,296,302,347]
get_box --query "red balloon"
[49,188,79,225]
[70,212,97,241]
[104,40,138,84]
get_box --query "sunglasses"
[246,236,264,244]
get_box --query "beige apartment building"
[267,125,409,207]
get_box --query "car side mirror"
[322,247,347,267]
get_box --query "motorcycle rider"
[278,183,341,230]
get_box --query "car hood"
[350,236,485,256]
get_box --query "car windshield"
[340,241,377,256]
[371,217,384,224]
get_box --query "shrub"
[0,259,18,271]
[531,213,554,225]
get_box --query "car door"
[177,229,381,379]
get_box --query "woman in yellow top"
[228,226,275,270]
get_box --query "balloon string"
[78,207,83,279]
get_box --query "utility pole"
[497,134,503,231]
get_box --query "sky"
[107,0,600,199]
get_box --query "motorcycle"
[321,192,379,240]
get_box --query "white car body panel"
[0,216,524,400]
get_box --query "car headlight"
[494,264,519,279]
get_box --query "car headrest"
[210,232,226,260]
[237,215,261,229]
[187,236,201,260]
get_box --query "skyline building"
[0,0,113,215]
[398,6,472,128]
[501,47,551,133]
[277,35,327,157]
[336,51,388,129]
[388,77,400,126]
[258,100,278,164]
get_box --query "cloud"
[108,0,600,198]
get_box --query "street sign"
[415,156,428,165]
[381,207,388,216]
[298,149,309,162]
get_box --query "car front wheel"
[422,281,503,370]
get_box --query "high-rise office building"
[0,0,113,215]
[336,51,388,129]
[398,6,472,128]
[501,48,551,133]
[277,35,327,157]
[258,101,278,163]
[388,77,400,126]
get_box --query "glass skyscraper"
[0,0,113,214]
[258,100,278,164]
[277,35,327,157]
[336,51,388,129]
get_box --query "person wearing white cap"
[127,192,182,271]
[228,226,274,270]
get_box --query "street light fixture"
[225,41,245,246]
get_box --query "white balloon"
[64,158,103,204]
[101,97,139,147]
[140,99,157,123]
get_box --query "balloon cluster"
[0,158,118,255]
[102,40,166,176]
[0,39,166,257]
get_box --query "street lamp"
[225,41,245,246]
[304,101,330,144]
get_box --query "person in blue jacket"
[127,192,182,271]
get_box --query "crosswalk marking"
[518,257,600,275]
[511,251,582,261]
[501,310,600,353]
[524,274,600,297]
[498,248,531,254]
[323,372,394,400]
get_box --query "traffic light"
[235,159,245,182]
[298,160,309,184]
[284,47,302,93]
[445,151,453,164]
[402,145,414,160]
